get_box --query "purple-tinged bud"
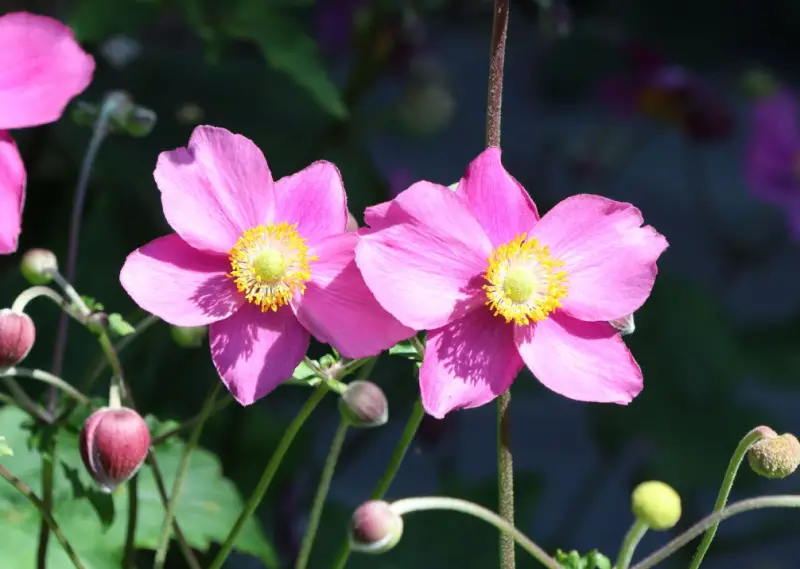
[346,211,359,232]
[20,249,58,285]
[610,313,635,336]
[170,325,207,348]
[0,309,35,368]
[339,381,389,428]
[350,500,403,554]
[79,407,150,493]
[748,432,800,480]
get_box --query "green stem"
[36,451,55,569]
[687,427,770,569]
[124,476,139,569]
[0,367,91,407]
[295,418,349,569]
[0,464,86,569]
[497,391,515,568]
[390,496,560,569]
[615,519,648,569]
[207,384,329,569]
[153,383,221,569]
[330,398,425,569]
[631,494,800,569]
[11,286,85,322]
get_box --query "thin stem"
[11,286,85,322]
[631,495,800,569]
[485,0,510,148]
[330,398,425,569]
[124,476,139,569]
[391,496,560,569]
[0,377,51,422]
[615,519,648,569]
[36,452,55,569]
[153,383,221,569]
[295,418,349,569]
[208,384,330,569]
[152,395,233,446]
[687,427,770,569]
[0,464,87,569]
[0,367,91,407]
[497,391,515,568]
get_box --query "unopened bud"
[748,432,800,480]
[170,325,207,348]
[610,313,635,336]
[346,211,359,232]
[20,249,58,285]
[350,500,403,554]
[79,407,150,492]
[339,381,389,428]
[0,309,36,368]
[631,480,681,530]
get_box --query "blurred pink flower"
[0,12,94,254]
[745,89,800,238]
[120,126,413,405]
[356,148,667,418]
[598,42,732,143]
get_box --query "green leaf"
[0,436,11,456]
[292,360,317,381]
[0,406,276,568]
[388,339,421,361]
[223,6,347,118]
[80,296,104,312]
[107,313,135,337]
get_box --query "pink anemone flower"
[120,126,414,405]
[355,147,668,418]
[0,12,94,254]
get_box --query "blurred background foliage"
[2,0,800,568]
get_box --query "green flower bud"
[20,249,58,285]
[338,381,389,428]
[748,433,800,480]
[170,325,207,348]
[350,500,403,554]
[631,480,681,530]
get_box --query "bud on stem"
[0,309,35,368]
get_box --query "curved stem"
[390,496,560,569]
[687,427,770,569]
[632,494,800,569]
[330,398,425,569]
[11,286,85,322]
[615,519,648,569]
[0,367,91,407]
[153,383,221,569]
[208,384,329,569]
[0,377,51,422]
[295,418,349,569]
[0,464,86,569]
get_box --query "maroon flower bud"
[20,249,58,285]
[0,309,35,368]
[350,500,403,554]
[79,407,150,492]
[339,381,389,428]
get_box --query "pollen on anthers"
[483,233,569,326]
[227,222,317,312]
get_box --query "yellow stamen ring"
[227,222,317,312]
[483,233,569,325]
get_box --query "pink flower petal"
[0,132,25,254]
[515,313,642,404]
[120,233,243,326]
[295,232,414,357]
[532,194,667,321]
[272,161,347,243]
[420,307,522,419]
[210,305,310,405]
[0,12,94,129]
[154,126,275,254]
[457,147,539,246]
[355,181,492,330]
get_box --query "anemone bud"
[20,249,58,285]
[631,480,681,530]
[748,432,800,480]
[0,309,35,368]
[339,381,389,428]
[350,500,403,554]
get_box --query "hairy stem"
[615,519,648,569]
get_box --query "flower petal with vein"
[355,147,668,418]
[120,126,414,405]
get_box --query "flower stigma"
[483,233,568,325]
[228,222,317,312]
